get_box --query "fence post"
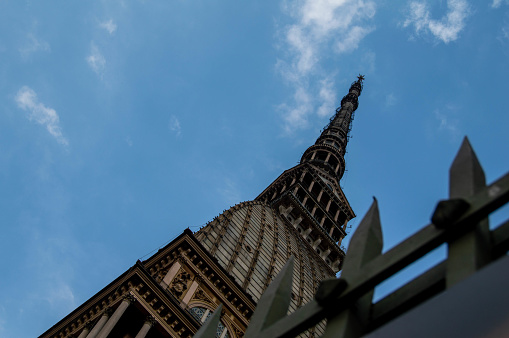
[244,257,294,338]
[193,304,223,338]
[446,137,491,288]
[321,198,383,337]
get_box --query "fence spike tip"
[342,198,384,275]
[450,136,485,198]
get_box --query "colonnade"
[79,294,156,338]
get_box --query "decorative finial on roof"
[357,74,365,82]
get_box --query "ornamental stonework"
[191,288,212,304]
[169,269,191,298]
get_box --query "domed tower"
[39,77,365,338]
[195,76,364,323]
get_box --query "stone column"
[96,295,134,338]
[317,190,323,202]
[311,206,317,217]
[77,322,94,338]
[86,308,112,338]
[77,328,89,338]
[334,210,340,221]
[134,316,156,338]
[303,228,312,239]
[312,238,321,250]
[321,248,331,259]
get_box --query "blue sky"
[1,1,508,337]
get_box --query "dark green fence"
[195,137,509,338]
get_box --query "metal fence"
[195,137,509,338]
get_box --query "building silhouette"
[40,76,364,338]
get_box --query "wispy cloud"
[385,93,397,107]
[100,19,117,35]
[336,25,375,53]
[361,50,376,73]
[279,85,312,132]
[19,33,50,59]
[435,108,460,139]
[491,0,509,8]
[28,229,79,314]
[218,177,241,204]
[169,115,182,137]
[86,42,106,77]
[125,137,133,147]
[403,0,471,44]
[492,0,503,8]
[15,86,68,146]
[277,0,376,133]
[44,281,76,310]
[317,78,336,117]
[503,22,509,40]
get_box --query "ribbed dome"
[195,201,335,311]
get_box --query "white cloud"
[361,50,376,74]
[169,115,182,137]
[435,109,460,139]
[492,0,502,8]
[15,86,69,146]
[280,85,313,133]
[125,137,133,147]
[277,0,376,133]
[45,282,76,310]
[86,42,106,77]
[403,0,471,44]
[218,178,241,204]
[100,19,117,35]
[317,78,336,117]
[491,0,509,8]
[385,93,397,107]
[336,25,375,53]
[503,23,509,40]
[19,33,50,59]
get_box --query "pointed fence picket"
[195,137,509,337]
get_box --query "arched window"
[190,306,230,338]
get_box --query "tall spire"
[255,77,364,272]
[301,75,364,180]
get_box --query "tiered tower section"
[256,76,364,272]
[196,77,364,329]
